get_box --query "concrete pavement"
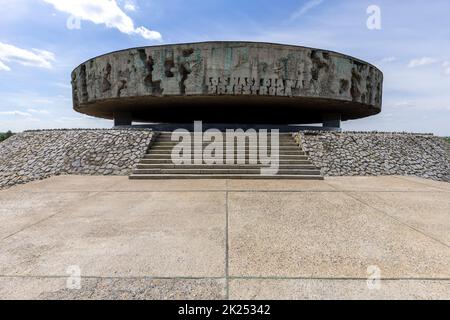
[0,175,449,299]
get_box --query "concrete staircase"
[129,132,323,179]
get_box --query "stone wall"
[294,131,450,181]
[0,129,153,190]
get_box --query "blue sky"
[0,0,449,135]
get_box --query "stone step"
[149,147,301,151]
[155,134,296,138]
[156,135,294,141]
[143,154,310,159]
[153,141,298,147]
[129,174,324,180]
[150,143,302,151]
[128,131,322,180]
[147,149,306,155]
[157,130,292,137]
[132,168,321,175]
[151,141,299,146]
[138,159,313,165]
[136,164,318,170]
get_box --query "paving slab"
[229,279,450,300]
[226,179,335,191]
[110,178,227,191]
[396,176,450,192]
[8,175,125,192]
[0,190,92,239]
[0,175,449,299]
[325,176,444,192]
[228,191,450,278]
[5,176,228,193]
[349,191,450,246]
[0,191,226,278]
[0,276,226,300]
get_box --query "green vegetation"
[0,130,14,142]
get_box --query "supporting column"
[113,112,132,127]
[322,114,341,129]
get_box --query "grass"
[0,131,14,142]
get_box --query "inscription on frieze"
[207,77,303,96]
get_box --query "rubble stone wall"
[294,131,450,181]
[0,129,153,189]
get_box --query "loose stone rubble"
[294,131,450,182]
[0,129,153,190]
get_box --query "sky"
[0,0,449,135]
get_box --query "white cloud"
[389,101,414,108]
[55,116,84,123]
[0,42,55,71]
[0,111,32,117]
[289,0,324,21]
[407,57,437,68]
[0,60,11,71]
[134,26,162,40]
[43,0,161,41]
[54,82,72,89]
[380,56,396,63]
[27,108,51,115]
[442,61,450,75]
[122,0,136,11]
